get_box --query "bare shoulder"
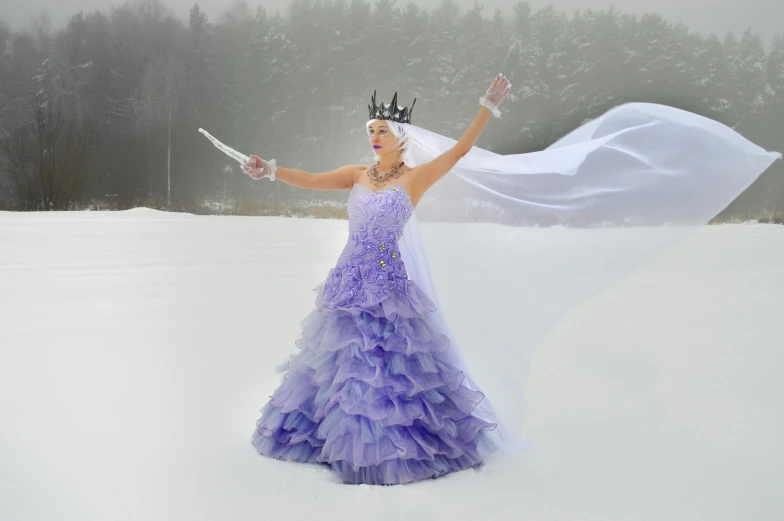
[351,163,372,185]
[346,164,368,173]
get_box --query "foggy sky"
[0,0,781,42]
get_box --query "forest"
[0,0,782,221]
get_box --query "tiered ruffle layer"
[252,277,496,485]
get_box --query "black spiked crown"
[368,91,416,124]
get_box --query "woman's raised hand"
[242,154,277,181]
[479,73,511,118]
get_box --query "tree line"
[0,0,782,220]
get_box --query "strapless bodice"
[313,183,434,318]
[341,183,414,268]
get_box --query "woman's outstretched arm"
[412,74,510,197]
[275,163,362,190]
[245,154,362,191]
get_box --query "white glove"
[479,73,511,118]
[242,154,277,181]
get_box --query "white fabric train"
[397,102,781,452]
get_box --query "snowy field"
[1,208,782,521]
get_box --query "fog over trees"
[0,0,782,219]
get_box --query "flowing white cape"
[396,102,780,453]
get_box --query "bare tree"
[0,93,93,210]
[133,54,185,205]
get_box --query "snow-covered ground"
[1,209,782,521]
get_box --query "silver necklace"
[367,161,405,188]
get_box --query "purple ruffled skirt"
[251,267,496,485]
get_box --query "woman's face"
[368,120,398,155]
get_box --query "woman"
[231,74,780,486]
[242,74,512,485]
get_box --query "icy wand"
[198,128,250,165]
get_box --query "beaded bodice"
[342,183,413,265]
[316,183,417,312]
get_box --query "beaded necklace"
[367,160,406,189]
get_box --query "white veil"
[395,102,781,453]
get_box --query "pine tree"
[549,10,590,137]
[187,3,217,119]
[504,2,541,148]
[766,34,784,99]
[427,0,462,135]
[738,28,767,120]
[583,7,625,115]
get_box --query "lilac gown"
[251,182,497,485]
